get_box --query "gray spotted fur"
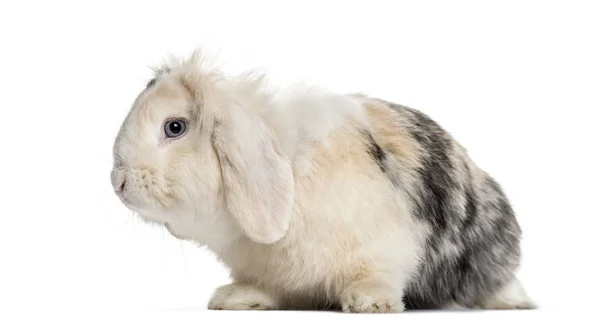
[367,99,522,309]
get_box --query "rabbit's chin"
[116,196,176,225]
[116,186,187,222]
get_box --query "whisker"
[179,240,188,270]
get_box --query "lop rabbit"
[111,51,535,312]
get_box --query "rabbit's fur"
[111,51,535,312]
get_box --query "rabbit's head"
[110,53,294,244]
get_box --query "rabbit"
[111,50,536,312]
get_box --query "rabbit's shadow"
[166,307,491,314]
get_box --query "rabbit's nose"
[117,179,126,193]
[111,169,127,194]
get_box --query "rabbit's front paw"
[208,283,277,310]
[341,285,404,313]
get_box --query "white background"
[1,0,599,330]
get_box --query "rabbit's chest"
[225,231,361,301]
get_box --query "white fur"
[208,283,277,310]
[479,278,537,310]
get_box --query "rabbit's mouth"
[111,166,176,211]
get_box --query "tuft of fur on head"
[151,48,223,79]
[148,48,272,105]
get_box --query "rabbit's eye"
[164,119,186,138]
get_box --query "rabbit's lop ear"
[212,104,294,244]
